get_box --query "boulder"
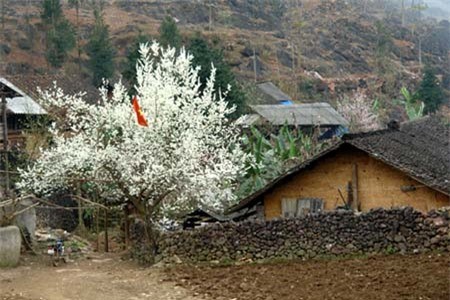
[0,226,21,267]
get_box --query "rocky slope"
[0,0,448,111]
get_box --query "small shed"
[182,208,229,229]
[229,116,450,220]
[0,77,46,147]
[236,103,348,132]
[256,82,292,105]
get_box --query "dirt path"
[0,254,203,300]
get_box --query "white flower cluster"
[337,89,380,133]
[18,42,246,216]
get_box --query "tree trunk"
[143,211,158,263]
[1,0,4,31]
[76,4,81,70]
[418,35,422,69]
[401,0,405,26]
[253,46,257,83]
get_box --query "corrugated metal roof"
[1,77,30,98]
[235,114,262,127]
[249,103,349,126]
[6,97,47,115]
[1,77,47,115]
[257,82,292,102]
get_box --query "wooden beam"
[352,163,359,211]
[123,205,130,249]
[347,181,353,208]
[1,91,9,197]
[104,208,109,253]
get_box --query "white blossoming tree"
[337,90,381,133]
[18,43,246,251]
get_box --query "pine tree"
[68,0,85,69]
[188,35,246,118]
[123,34,150,94]
[41,0,75,68]
[416,66,445,114]
[85,9,115,87]
[158,16,181,49]
[41,0,63,25]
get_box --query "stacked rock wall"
[158,207,450,263]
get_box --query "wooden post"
[76,182,85,233]
[96,207,100,251]
[347,181,353,208]
[352,163,359,211]
[208,2,212,31]
[1,92,9,197]
[252,47,257,83]
[1,0,5,31]
[123,205,130,249]
[104,208,109,252]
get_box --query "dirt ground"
[1,253,448,300]
[0,253,203,300]
[168,253,450,300]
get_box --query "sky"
[423,0,450,20]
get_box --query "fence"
[156,207,450,264]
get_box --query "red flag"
[132,96,148,127]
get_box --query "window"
[281,198,324,218]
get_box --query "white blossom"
[18,42,246,219]
[337,89,381,133]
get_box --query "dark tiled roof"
[3,74,100,104]
[229,116,450,213]
[347,116,450,194]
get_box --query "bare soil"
[0,253,203,300]
[167,253,450,300]
[2,253,448,300]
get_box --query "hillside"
[0,0,448,117]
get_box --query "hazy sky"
[424,0,450,19]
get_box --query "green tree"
[375,20,393,74]
[187,35,246,118]
[41,0,63,25]
[123,33,150,93]
[158,16,181,49]
[41,0,75,68]
[68,0,85,69]
[45,20,76,68]
[416,66,445,114]
[85,9,115,86]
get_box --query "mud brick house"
[228,117,450,220]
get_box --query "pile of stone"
[157,207,449,264]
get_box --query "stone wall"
[0,199,36,240]
[36,196,78,231]
[158,207,450,263]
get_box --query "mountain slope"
[0,0,448,113]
